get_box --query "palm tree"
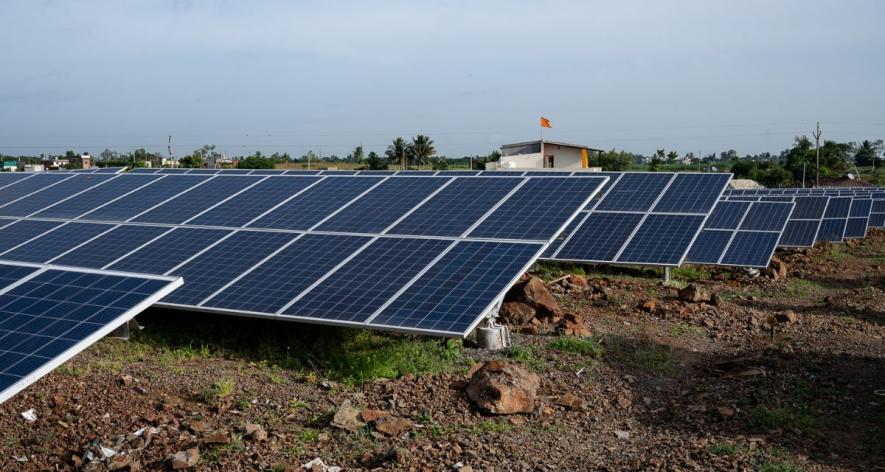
[385,137,408,170]
[410,135,435,168]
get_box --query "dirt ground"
[0,231,883,471]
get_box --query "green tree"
[410,135,435,167]
[431,156,449,170]
[598,149,632,171]
[349,145,364,163]
[237,151,275,169]
[386,137,409,169]
[364,151,387,170]
[854,139,883,167]
[666,150,679,164]
[178,154,203,168]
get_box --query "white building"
[492,140,603,170]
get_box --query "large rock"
[678,284,709,303]
[521,276,563,319]
[770,257,788,279]
[331,400,365,431]
[466,361,539,415]
[556,313,591,337]
[171,448,199,470]
[499,301,537,325]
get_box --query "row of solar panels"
[127,168,595,176]
[0,172,609,337]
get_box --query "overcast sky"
[1,0,884,158]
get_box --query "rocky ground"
[0,231,883,471]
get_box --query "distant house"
[2,160,16,172]
[69,153,93,169]
[23,164,44,172]
[41,159,69,170]
[492,140,603,170]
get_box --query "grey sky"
[1,0,884,158]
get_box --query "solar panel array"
[0,261,181,403]
[0,172,608,337]
[686,201,795,267]
[544,172,733,266]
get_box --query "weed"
[745,406,825,433]
[545,337,603,357]
[203,379,236,403]
[672,266,710,282]
[785,279,823,297]
[758,461,801,472]
[502,345,543,371]
[669,322,702,337]
[710,443,737,456]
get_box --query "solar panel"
[704,201,751,230]
[817,218,847,242]
[93,167,126,174]
[0,223,116,263]
[684,230,733,264]
[0,220,64,249]
[127,168,160,174]
[685,201,794,267]
[0,174,74,208]
[131,176,262,224]
[0,261,181,404]
[50,225,171,268]
[546,172,731,266]
[366,241,543,336]
[187,176,321,228]
[467,177,608,240]
[80,175,207,221]
[0,175,116,217]
[108,228,232,274]
[845,198,872,239]
[32,175,160,219]
[720,232,782,267]
[248,177,385,230]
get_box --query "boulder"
[556,313,591,337]
[331,400,365,432]
[770,257,788,279]
[499,301,537,325]
[521,277,563,319]
[373,416,412,436]
[567,274,589,293]
[466,361,539,415]
[678,284,709,303]
[171,448,199,470]
[553,393,588,411]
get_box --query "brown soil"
[1,231,883,471]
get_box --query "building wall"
[541,144,584,169]
[498,153,543,169]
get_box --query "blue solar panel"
[0,174,32,189]
[357,171,397,175]
[824,197,851,218]
[51,225,171,268]
[0,174,71,204]
[869,213,885,228]
[542,213,586,258]
[553,212,643,262]
[468,177,607,240]
[127,168,160,174]
[186,169,219,175]
[203,234,371,313]
[685,230,733,264]
[0,175,113,217]
[389,177,521,237]
[93,167,125,174]
[248,177,384,230]
[480,171,525,176]
[845,218,868,238]
[157,168,190,174]
[720,232,781,267]
[873,200,885,213]
[33,175,160,219]
[0,264,38,287]
[817,218,846,242]
[617,214,705,265]
[282,237,452,322]
[652,174,730,213]
[0,265,179,403]
[437,171,480,176]
[82,176,207,221]
[0,220,63,250]
[779,220,821,247]
[849,199,872,217]
[132,176,261,224]
[216,169,253,174]
[739,202,794,231]
[1,223,114,263]
[109,228,232,274]
[792,197,829,219]
[249,169,287,175]
[187,176,320,227]
[594,173,673,212]
[705,201,751,229]
[368,241,543,336]
[163,231,297,305]
[320,170,359,175]
[283,170,322,175]
[316,177,449,233]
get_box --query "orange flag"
[540,116,552,128]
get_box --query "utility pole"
[813,122,822,187]
[167,135,173,168]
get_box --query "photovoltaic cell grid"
[0,261,181,404]
[686,201,795,267]
[0,172,609,337]
[545,173,732,266]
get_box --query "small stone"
[107,453,132,470]
[716,406,735,418]
[678,284,708,303]
[556,312,591,337]
[710,293,722,306]
[360,409,390,423]
[617,396,632,409]
[331,400,365,431]
[373,416,412,436]
[50,393,65,408]
[553,393,588,411]
[243,423,268,441]
[775,310,798,324]
[188,420,211,433]
[508,416,526,426]
[317,432,331,442]
[640,299,658,312]
[614,430,630,440]
[171,448,199,469]
[118,374,134,386]
[202,430,230,444]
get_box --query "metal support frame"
[663,266,672,285]
[471,300,510,350]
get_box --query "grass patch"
[758,461,801,472]
[745,406,825,434]
[130,310,465,385]
[672,266,710,282]
[502,345,543,371]
[710,443,737,456]
[203,379,236,403]
[785,279,823,297]
[608,338,676,376]
[669,322,702,337]
[545,337,603,357]
[827,244,849,262]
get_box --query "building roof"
[501,139,603,153]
